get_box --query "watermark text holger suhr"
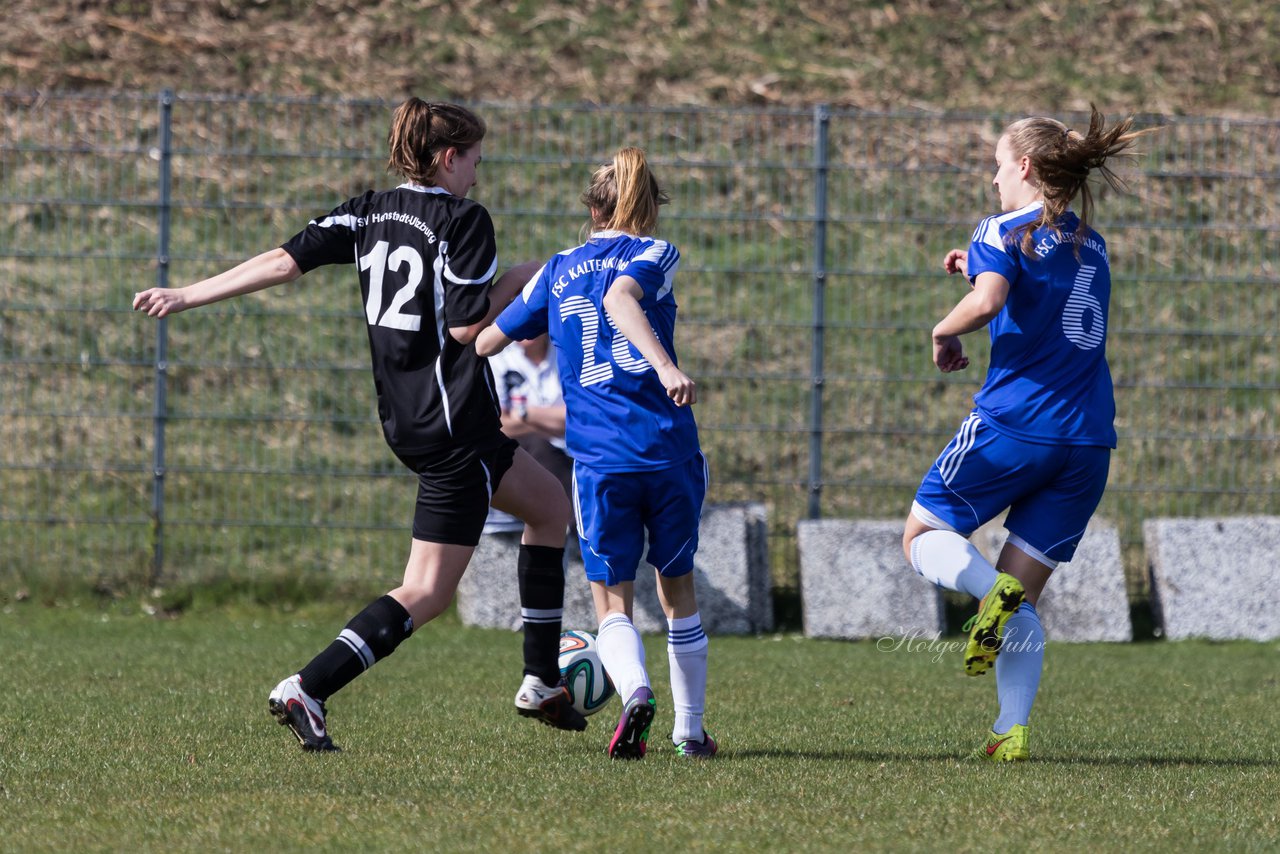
[876,628,1047,664]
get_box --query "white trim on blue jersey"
[970,200,1043,257]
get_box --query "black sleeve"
[441,202,498,327]
[280,193,371,273]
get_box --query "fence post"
[149,89,174,586]
[807,104,830,520]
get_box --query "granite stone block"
[1145,516,1280,641]
[797,519,945,640]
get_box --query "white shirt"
[487,343,566,451]
[483,342,567,534]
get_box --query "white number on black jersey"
[360,240,423,331]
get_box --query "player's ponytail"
[1006,105,1153,254]
[387,98,486,187]
[581,147,670,237]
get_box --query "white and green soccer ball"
[558,629,616,716]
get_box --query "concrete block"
[976,519,1131,642]
[797,519,945,639]
[457,503,773,635]
[1145,516,1280,641]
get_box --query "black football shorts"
[394,432,518,546]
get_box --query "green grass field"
[3,602,1277,852]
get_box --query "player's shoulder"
[1065,212,1105,242]
[375,184,490,216]
[630,235,680,270]
[331,187,384,214]
[539,240,588,275]
[970,202,1041,252]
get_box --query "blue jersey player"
[901,107,1151,761]
[477,147,716,760]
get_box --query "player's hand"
[933,333,969,373]
[657,364,697,406]
[132,287,188,317]
[943,249,968,277]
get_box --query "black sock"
[518,544,566,685]
[296,595,413,701]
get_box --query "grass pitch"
[2,602,1277,852]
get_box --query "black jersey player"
[134,98,585,750]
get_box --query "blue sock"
[993,602,1044,733]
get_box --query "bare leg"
[901,512,935,565]
[388,537,475,627]
[994,541,1053,606]
[491,447,570,546]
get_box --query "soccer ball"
[558,630,616,716]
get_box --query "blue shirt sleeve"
[623,240,680,302]
[496,264,551,341]
[965,215,1019,285]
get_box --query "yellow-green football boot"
[962,572,1026,676]
[977,724,1029,762]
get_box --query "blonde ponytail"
[580,146,670,236]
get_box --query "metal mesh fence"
[2,92,1276,602]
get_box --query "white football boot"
[268,675,339,752]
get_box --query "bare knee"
[657,572,698,619]
[390,584,450,627]
[902,514,932,566]
[902,527,922,566]
[522,487,570,544]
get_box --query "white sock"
[596,612,649,701]
[667,613,709,743]
[994,602,1045,732]
[909,529,999,600]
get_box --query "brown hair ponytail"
[581,147,670,236]
[1006,105,1153,254]
[386,97,486,187]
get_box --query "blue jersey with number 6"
[496,230,700,472]
[966,201,1117,448]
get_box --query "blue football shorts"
[572,452,708,585]
[912,411,1111,563]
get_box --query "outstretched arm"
[133,247,302,317]
[602,275,697,407]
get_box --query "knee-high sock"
[667,613,709,743]
[296,595,413,701]
[994,602,1045,733]
[518,544,566,685]
[596,612,649,701]
[909,529,999,600]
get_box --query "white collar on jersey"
[1018,200,1078,218]
[589,229,639,239]
[398,182,451,195]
